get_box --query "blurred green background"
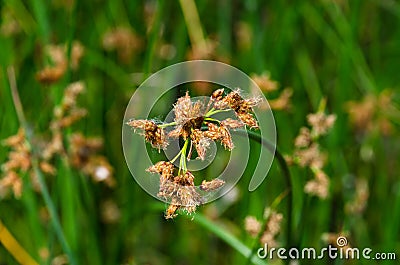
[0,0,399,264]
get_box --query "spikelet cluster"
[1,81,115,199]
[288,101,336,199]
[127,89,260,218]
[244,208,283,247]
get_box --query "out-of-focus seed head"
[294,127,312,148]
[244,216,262,237]
[259,210,283,247]
[294,143,325,169]
[102,26,143,64]
[307,113,336,137]
[304,169,329,199]
[251,73,279,93]
[269,88,293,111]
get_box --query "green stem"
[236,129,294,250]
[33,161,77,265]
[187,213,267,265]
[159,121,177,128]
[178,139,190,175]
[7,66,77,265]
[149,202,267,265]
[170,148,183,164]
[205,108,232,117]
[203,117,221,124]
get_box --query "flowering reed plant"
[127,89,260,218]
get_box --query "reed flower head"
[126,119,168,150]
[102,26,143,64]
[168,91,206,139]
[244,216,262,237]
[200,179,225,191]
[260,210,283,247]
[213,89,260,128]
[244,208,283,247]
[69,133,115,187]
[0,128,30,198]
[346,90,399,136]
[251,73,293,111]
[127,89,259,218]
[345,178,369,215]
[307,112,336,137]
[149,165,203,219]
[36,42,84,84]
[304,169,329,199]
[289,101,336,199]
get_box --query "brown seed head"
[307,113,336,137]
[0,171,23,198]
[221,118,244,129]
[294,143,325,169]
[294,127,312,148]
[244,216,262,237]
[251,73,279,93]
[190,129,211,160]
[127,119,168,150]
[172,92,205,139]
[219,125,234,150]
[269,88,293,111]
[259,210,283,247]
[147,161,174,180]
[211,88,225,101]
[237,112,258,129]
[203,123,234,150]
[200,179,225,191]
[102,26,143,63]
[304,169,329,199]
[165,203,179,219]
[1,128,25,147]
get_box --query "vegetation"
[0,0,399,264]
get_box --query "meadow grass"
[0,1,399,264]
